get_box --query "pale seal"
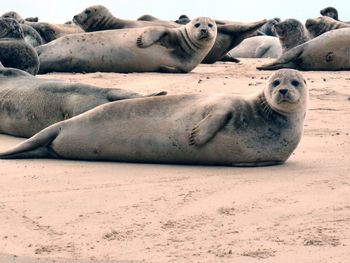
[226,36,282,58]
[0,18,39,75]
[36,17,217,74]
[273,18,310,52]
[202,19,267,63]
[0,69,308,166]
[257,28,350,71]
[306,16,350,38]
[73,5,179,32]
[0,67,166,138]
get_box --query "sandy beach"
[0,59,349,262]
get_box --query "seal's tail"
[0,124,60,159]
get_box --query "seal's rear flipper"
[144,91,167,97]
[0,124,60,159]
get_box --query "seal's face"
[264,69,308,114]
[0,18,24,39]
[306,17,332,38]
[73,5,110,31]
[320,7,338,20]
[273,19,304,39]
[186,17,217,47]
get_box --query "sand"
[0,59,349,263]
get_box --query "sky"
[1,0,349,23]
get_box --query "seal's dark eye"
[272,80,280,87]
[208,23,213,28]
[85,10,91,15]
[194,23,200,28]
[291,80,300,87]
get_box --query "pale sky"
[1,0,349,23]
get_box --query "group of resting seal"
[0,69,308,166]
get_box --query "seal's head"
[185,17,217,48]
[0,18,24,39]
[306,16,334,38]
[1,11,24,23]
[273,18,305,39]
[73,5,111,32]
[320,7,338,20]
[264,69,308,114]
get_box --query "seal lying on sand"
[306,16,350,38]
[73,5,179,32]
[273,18,310,52]
[0,69,308,166]
[226,36,282,59]
[36,17,217,73]
[257,28,350,71]
[0,18,39,75]
[0,67,166,138]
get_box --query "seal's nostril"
[279,89,288,96]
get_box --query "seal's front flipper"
[0,124,60,159]
[159,65,184,73]
[257,45,304,70]
[189,109,233,146]
[137,27,169,48]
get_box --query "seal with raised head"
[257,28,350,71]
[0,18,39,75]
[226,36,282,59]
[306,16,350,38]
[36,17,217,74]
[0,69,308,166]
[273,18,310,52]
[73,5,179,32]
[175,15,191,25]
[202,19,267,63]
[320,7,339,20]
[0,67,166,138]
[259,18,281,36]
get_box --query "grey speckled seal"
[0,67,166,138]
[0,69,308,167]
[258,28,350,71]
[0,18,39,75]
[36,17,217,73]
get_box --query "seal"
[73,5,179,32]
[26,21,84,43]
[273,18,310,52]
[175,15,191,25]
[1,11,24,23]
[36,17,217,74]
[202,19,267,63]
[259,18,281,36]
[226,36,282,58]
[0,69,308,166]
[137,14,160,21]
[306,16,350,38]
[320,7,339,20]
[0,18,39,75]
[0,67,167,138]
[257,28,350,71]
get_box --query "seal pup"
[306,16,350,38]
[0,18,39,75]
[226,36,282,58]
[36,17,217,74]
[202,19,267,63]
[0,67,166,138]
[0,69,308,166]
[257,28,350,71]
[73,5,179,32]
[273,19,310,52]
